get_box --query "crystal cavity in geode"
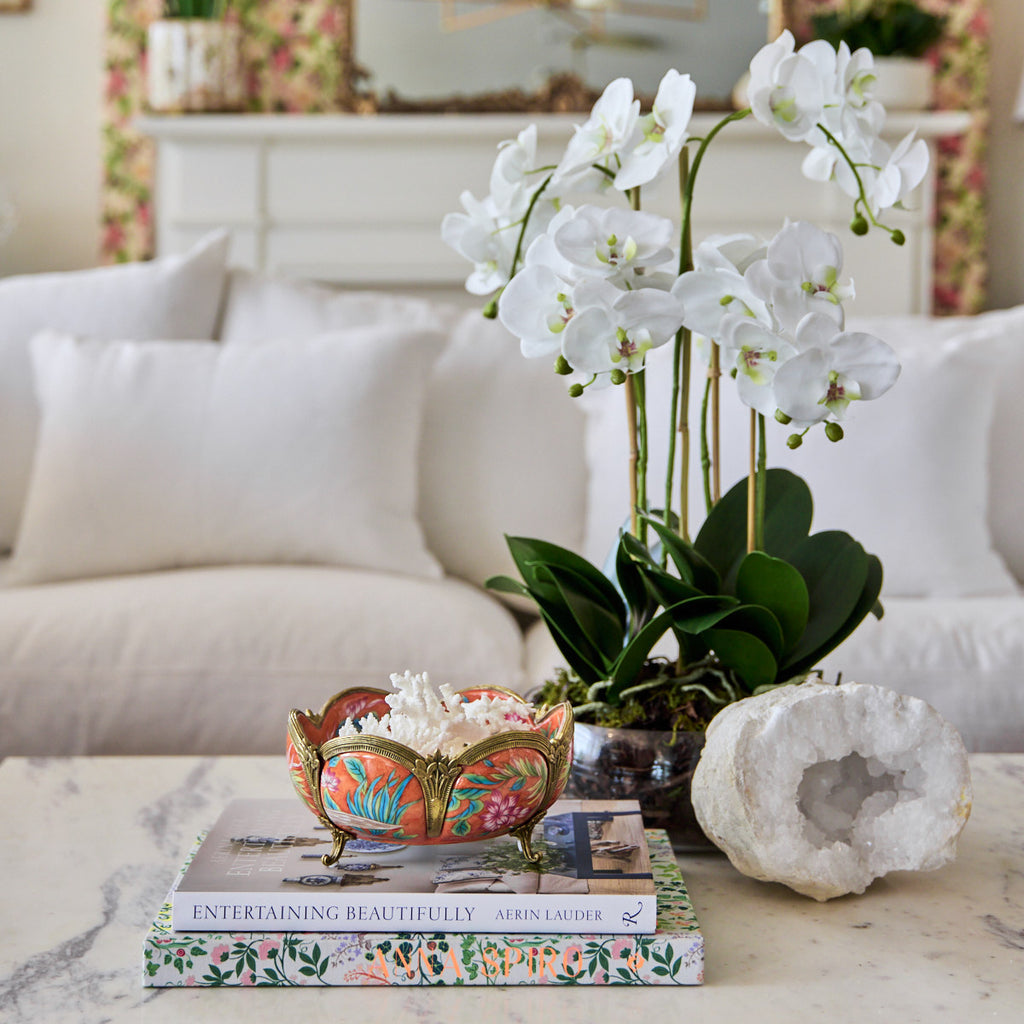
[690,681,972,901]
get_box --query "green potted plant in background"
[811,1,947,109]
[146,1,244,114]
[443,30,927,848]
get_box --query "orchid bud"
[554,355,573,376]
[825,422,845,442]
[568,383,584,398]
[850,214,868,236]
[775,410,792,425]
[482,298,498,319]
[787,433,803,450]
[610,369,627,385]
[891,229,906,247]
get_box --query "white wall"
[0,0,104,275]
[0,0,1022,315]
[985,0,1024,311]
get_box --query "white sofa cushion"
[849,307,1024,586]
[582,325,1018,598]
[218,271,588,590]
[9,328,445,584]
[0,231,229,552]
[218,268,456,339]
[0,565,527,756]
[419,309,587,589]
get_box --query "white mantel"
[138,111,973,314]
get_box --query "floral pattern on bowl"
[287,687,573,866]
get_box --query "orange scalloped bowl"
[287,686,573,865]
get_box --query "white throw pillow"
[218,268,458,341]
[0,231,230,552]
[419,309,588,589]
[583,330,1018,599]
[850,308,1024,587]
[219,270,590,590]
[8,328,445,585]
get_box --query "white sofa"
[1,237,1021,756]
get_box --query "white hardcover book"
[171,798,658,935]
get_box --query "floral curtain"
[102,0,354,264]
[787,0,989,313]
[103,0,988,313]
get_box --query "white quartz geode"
[690,681,972,901]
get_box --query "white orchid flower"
[615,69,697,192]
[562,286,686,377]
[747,220,854,334]
[834,44,885,136]
[694,233,768,275]
[672,233,773,338]
[553,205,675,285]
[747,30,826,143]
[552,78,640,189]
[849,132,930,214]
[773,312,900,424]
[489,124,542,220]
[497,264,574,359]
[673,268,773,340]
[719,315,797,416]
[441,191,519,296]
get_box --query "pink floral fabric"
[101,0,354,264]
[788,0,990,313]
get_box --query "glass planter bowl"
[287,686,573,866]
[565,722,712,851]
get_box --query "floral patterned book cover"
[144,825,703,987]
[169,798,657,935]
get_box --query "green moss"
[536,662,734,734]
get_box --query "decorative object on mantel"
[691,680,972,900]
[809,0,946,110]
[0,0,31,12]
[146,2,244,113]
[444,30,932,846]
[287,673,573,866]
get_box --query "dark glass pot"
[564,722,714,851]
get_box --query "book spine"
[171,890,657,935]
[144,928,704,986]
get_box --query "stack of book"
[143,797,704,987]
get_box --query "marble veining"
[0,754,1022,1023]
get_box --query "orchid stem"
[747,409,757,553]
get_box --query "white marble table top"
[1,754,1021,1023]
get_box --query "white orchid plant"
[443,31,926,731]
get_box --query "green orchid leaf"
[779,530,869,672]
[635,561,705,610]
[533,564,626,665]
[695,469,814,588]
[536,608,610,686]
[615,534,658,635]
[484,575,532,599]
[783,553,884,678]
[703,628,778,691]
[716,604,785,659]
[735,552,810,654]
[606,613,677,705]
[605,595,736,705]
[507,535,624,622]
[642,515,721,593]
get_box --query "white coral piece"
[335,671,535,758]
[691,680,972,901]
